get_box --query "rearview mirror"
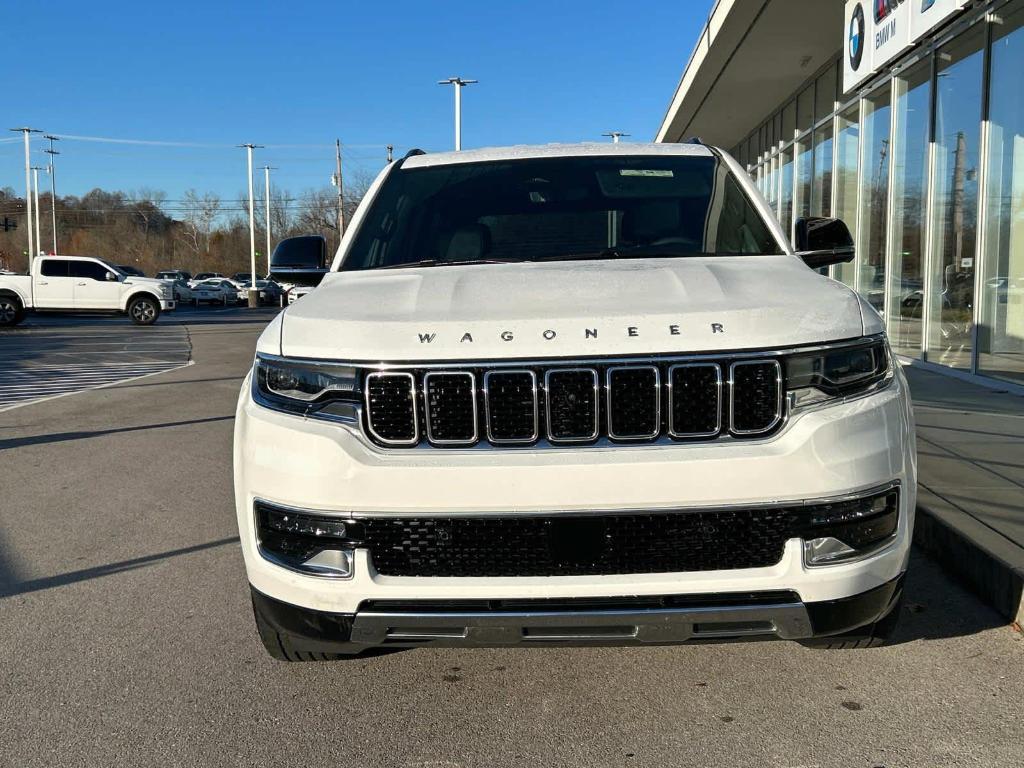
[794,217,855,270]
[269,235,329,287]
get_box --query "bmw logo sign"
[849,3,866,71]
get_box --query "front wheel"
[0,295,26,327]
[128,296,160,326]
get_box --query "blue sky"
[2,0,713,204]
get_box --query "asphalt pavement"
[0,312,1020,768]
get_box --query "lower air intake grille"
[361,488,899,577]
[730,361,782,434]
[365,373,417,445]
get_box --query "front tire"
[252,597,347,662]
[128,295,160,326]
[0,295,26,327]
[800,594,903,649]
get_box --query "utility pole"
[30,167,44,256]
[262,165,276,276]
[239,143,263,307]
[438,77,477,151]
[10,127,42,262]
[602,131,630,143]
[43,135,60,254]
[334,139,345,238]
[386,144,393,164]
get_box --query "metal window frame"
[605,365,661,441]
[423,370,479,446]
[666,362,722,439]
[482,369,539,445]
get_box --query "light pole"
[43,135,60,254]
[239,143,263,307]
[9,127,43,262]
[30,166,44,256]
[262,165,276,277]
[438,77,477,151]
[602,131,630,143]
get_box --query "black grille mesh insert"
[425,373,476,443]
[485,371,537,442]
[546,369,598,441]
[361,488,899,577]
[608,367,659,438]
[730,362,781,433]
[670,365,721,436]
[365,374,417,443]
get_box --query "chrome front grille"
[363,357,784,448]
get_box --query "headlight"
[253,354,360,418]
[785,337,892,410]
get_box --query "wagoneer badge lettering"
[417,323,725,343]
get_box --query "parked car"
[232,272,254,283]
[189,278,235,305]
[116,264,146,277]
[0,255,174,326]
[192,272,223,283]
[235,143,915,661]
[286,284,314,304]
[155,269,193,283]
[238,279,282,304]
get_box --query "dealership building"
[658,0,1024,387]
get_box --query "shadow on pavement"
[0,415,234,451]
[0,536,240,598]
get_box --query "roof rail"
[685,136,704,145]
[403,148,426,159]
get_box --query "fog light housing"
[255,501,363,578]
[801,487,900,567]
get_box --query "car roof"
[401,141,715,169]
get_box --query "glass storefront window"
[779,147,795,240]
[812,123,834,216]
[858,84,892,315]
[888,60,931,359]
[927,24,984,370]
[979,1,1024,383]
[782,101,796,144]
[797,86,814,133]
[816,65,838,122]
[795,134,813,223]
[834,104,861,286]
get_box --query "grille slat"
[424,372,477,444]
[607,366,660,439]
[365,372,418,445]
[484,370,538,443]
[669,363,722,437]
[729,361,782,435]
[362,357,786,448]
[545,368,599,442]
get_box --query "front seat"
[444,223,492,262]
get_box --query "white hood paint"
[271,256,864,362]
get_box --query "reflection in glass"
[927,26,983,370]
[888,61,930,359]
[859,85,892,315]
[779,147,795,240]
[834,104,861,287]
[979,4,1024,383]
[812,124,834,216]
[796,136,813,224]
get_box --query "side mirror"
[269,235,329,287]
[794,217,855,270]
[105,272,118,281]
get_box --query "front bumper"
[234,365,916,619]
[161,298,175,310]
[252,575,905,653]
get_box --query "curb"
[914,485,1024,626]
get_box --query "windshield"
[341,154,781,271]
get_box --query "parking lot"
[1,311,1021,768]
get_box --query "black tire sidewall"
[0,295,24,327]
[128,296,160,325]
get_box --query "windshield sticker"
[619,169,674,177]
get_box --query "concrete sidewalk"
[905,364,1024,624]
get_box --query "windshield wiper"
[377,258,521,270]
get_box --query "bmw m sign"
[843,0,971,93]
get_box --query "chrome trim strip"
[364,371,419,446]
[544,368,600,443]
[254,334,885,372]
[666,362,722,439]
[423,371,478,446]
[728,360,783,436]
[606,365,661,441]
[483,369,539,444]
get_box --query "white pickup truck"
[0,255,175,326]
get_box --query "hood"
[272,256,865,361]
[128,276,170,288]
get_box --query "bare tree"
[178,189,221,255]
